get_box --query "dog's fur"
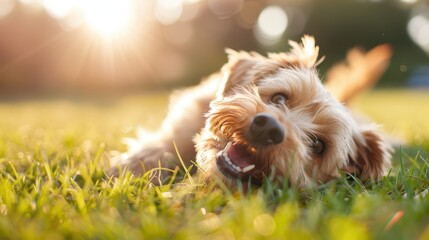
[109,36,392,188]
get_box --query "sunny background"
[0,0,428,92]
[0,0,429,239]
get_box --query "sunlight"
[83,0,132,37]
[42,0,74,19]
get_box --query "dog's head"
[195,36,391,188]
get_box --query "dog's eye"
[312,139,325,155]
[270,93,288,106]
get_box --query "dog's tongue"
[227,143,253,168]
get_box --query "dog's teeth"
[223,152,231,163]
[224,153,235,166]
[242,165,255,173]
[222,150,242,172]
[224,142,232,151]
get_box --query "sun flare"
[83,0,132,37]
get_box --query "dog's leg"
[108,75,220,183]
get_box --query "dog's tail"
[325,44,392,103]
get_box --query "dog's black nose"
[250,113,284,145]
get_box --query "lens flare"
[83,0,132,37]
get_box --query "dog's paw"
[107,146,178,185]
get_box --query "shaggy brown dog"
[109,36,393,188]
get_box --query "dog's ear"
[345,125,392,181]
[218,49,275,97]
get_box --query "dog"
[108,36,393,188]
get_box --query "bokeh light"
[255,5,288,45]
[180,0,200,21]
[407,4,429,55]
[208,0,243,19]
[155,0,183,25]
[408,15,429,50]
[0,0,15,19]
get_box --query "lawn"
[0,90,428,239]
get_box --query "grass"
[0,90,428,239]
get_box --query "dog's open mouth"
[216,142,261,182]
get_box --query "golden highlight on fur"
[108,36,392,188]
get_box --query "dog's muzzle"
[215,113,284,184]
